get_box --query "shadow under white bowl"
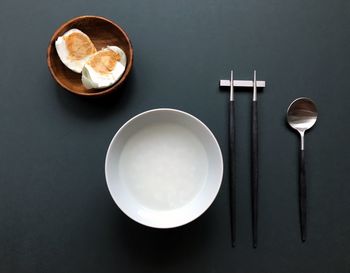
[105,108,223,228]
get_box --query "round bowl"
[47,15,133,96]
[105,109,223,228]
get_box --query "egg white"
[55,29,96,73]
[82,46,127,89]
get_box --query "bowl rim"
[47,15,133,96]
[104,108,224,228]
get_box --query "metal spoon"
[287,97,318,242]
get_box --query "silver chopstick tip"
[230,70,234,101]
[253,70,257,101]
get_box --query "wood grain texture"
[47,15,133,96]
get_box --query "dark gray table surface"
[1,0,349,272]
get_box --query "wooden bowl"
[47,16,133,96]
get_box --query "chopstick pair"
[227,70,259,248]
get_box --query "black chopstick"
[229,70,236,247]
[251,70,258,248]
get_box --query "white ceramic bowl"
[105,108,223,228]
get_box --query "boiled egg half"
[82,46,127,89]
[55,29,96,73]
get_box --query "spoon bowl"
[287,97,318,134]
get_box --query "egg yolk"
[64,32,96,60]
[88,50,121,74]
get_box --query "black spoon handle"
[251,100,258,248]
[229,100,236,247]
[299,149,306,242]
